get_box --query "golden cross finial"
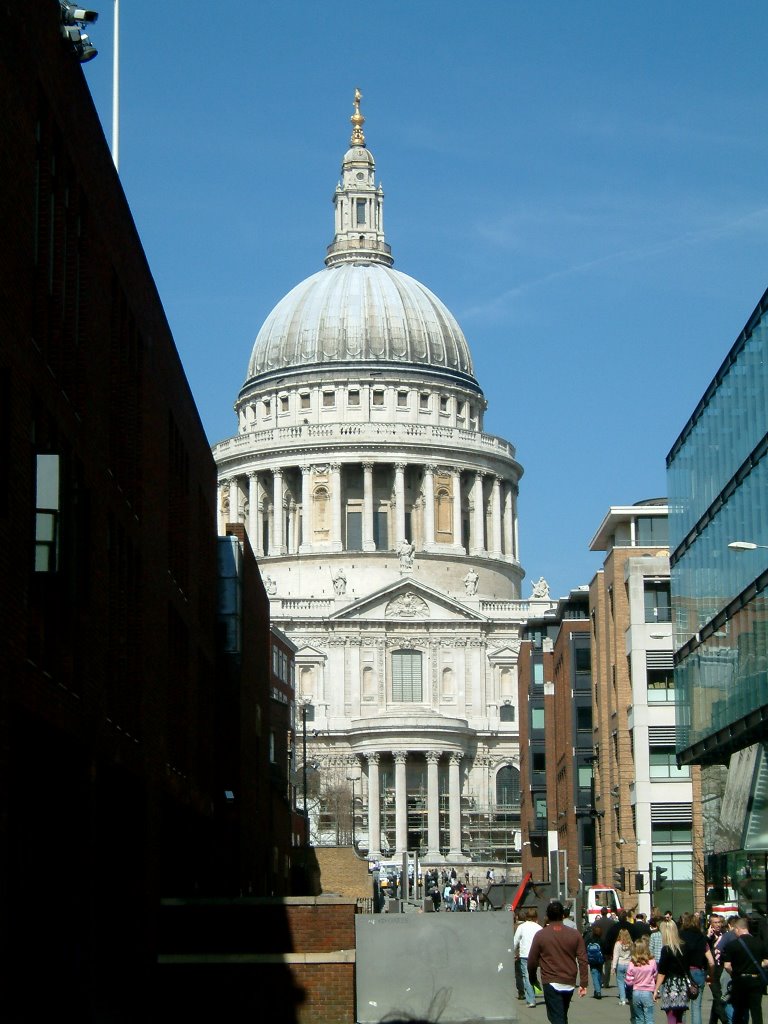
[350,87,365,147]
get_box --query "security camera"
[60,3,99,25]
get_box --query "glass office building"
[667,286,768,913]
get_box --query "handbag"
[687,978,700,1000]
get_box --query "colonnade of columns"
[219,460,519,561]
[363,750,464,862]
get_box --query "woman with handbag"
[654,919,691,1024]
[680,911,716,1024]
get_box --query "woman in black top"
[680,912,715,1024]
[654,919,691,1024]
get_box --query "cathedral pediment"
[328,579,487,623]
[294,645,327,662]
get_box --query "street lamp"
[346,769,361,849]
[728,541,768,551]
[298,696,312,841]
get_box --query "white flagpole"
[112,0,120,170]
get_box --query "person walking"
[722,917,768,1024]
[612,928,634,1005]
[586,924,606,997]
[653,918,691,1024]
[680,910,715,1024]
[707,914,732,1024]
[626,938,658,1024]
[514,907,543,1007]
[527,900,588,1024]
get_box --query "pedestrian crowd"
[516,902,768,1024]
[424,867,489,912]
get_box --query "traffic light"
[613,866,626,891]
[635,872,645,892]
[655,866,668,891]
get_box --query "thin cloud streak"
[461,204,768,321]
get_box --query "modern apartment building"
[518,588,595,897]
[668,285,768,915]
[589,501,703,916]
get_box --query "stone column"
[472,472,485,555]
[217,478,228,534]
[512,485,519,560]
[426,750,443,861]
[423,465,436,549]
[394,751,408,857]
[452,469,463,551]
[362,461,376,551]
[366,752,382,860]
[255,479,265,556]
[299,466,312,553]
[330,463,343,551]
[394,463,406,548]
[287,501,296,554]
[503,481,513,559]
[447,752,464,859]
[491,476,503,558]
[248,472,259,550]
[272,468,284,554]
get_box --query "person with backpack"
[587,924,606,998]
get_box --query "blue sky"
[81,1,768,599]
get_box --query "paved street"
[516,982,740,1024]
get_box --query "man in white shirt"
[514,907,543,1007]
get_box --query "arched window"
[500,704,515,722]
[391,649,423,702]
[496,764,521,808]
[441,666,455,696]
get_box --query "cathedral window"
[496,765,521,808]
[435,488,452,539]
[322,390,335,408]
[348,389,360,407]
[500,704,515,722]
[300,392,310,410]
[372,389,384,407]
[419,393,430,412]
[439,396,449,415]
[279,395,289,414]
[263,398,271,418]
[346,507,362,550]
[356,199,366,226]
[397,390,408,408]
[391,649,423,702]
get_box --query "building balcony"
[213,420,517,466]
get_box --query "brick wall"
[315,847,373,901]
[157,897,358,1024]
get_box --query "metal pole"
[112,0,120,170]
[302,704,308,834]
[351,777,356,848]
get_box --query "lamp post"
[346,768,361,849]
[298,696,312,842]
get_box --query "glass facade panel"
[668,316,768,545]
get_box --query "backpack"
[587,941,604,966]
